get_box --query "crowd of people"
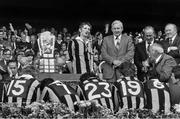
[0,20,179,114]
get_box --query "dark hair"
[7,59,18,66]
[24,49,34,57]
[79,22,92,30]
[40,78,54,91]
[95,32,102,37]
[118,62,136,77]
[61,41,68,47]
[79,72,98,83]
[172,65,180,79]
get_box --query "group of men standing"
[69,20,180,83]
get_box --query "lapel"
[172,35,178,46]
[155,54,164,67]
[139,41,148,59]
[141,41,146,53]
[118,34,124,49]
[115,34,124,52]
[110,35,117,52]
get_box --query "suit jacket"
[134,40,160,73]
[0,60,9,80]
[101,34,134,79]
[160,35,180,64]
[154,53,177,82]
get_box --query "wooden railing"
[38,73,81,82]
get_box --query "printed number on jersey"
[52,81,72,95]
[84,82,111,100]
[7,80,27,98]
[147,79,165,89]
[120,80,142,97]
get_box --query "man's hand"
[142,60,149,72]
[142,60,149,67]
[113,60,122,68]
[167,46,178,52]
[25,23,32,29]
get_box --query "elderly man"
[134,26,160,82]
[101,20,134,82]
[148,43,177,82]
[160,23,180,64]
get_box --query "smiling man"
[101,20,134,82]
[161,23,180,64]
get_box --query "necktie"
[169,38,172,46]
[116,41,120,49]
[115,36,120,49]
[147,42,151,53]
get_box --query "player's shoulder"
[117,76,139,82]
[103,35,113,41]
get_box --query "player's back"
[77,78,115,112]
[6,74,40,107]
[114,76,145,109]
[144,79,171,113]
[41,80,80,111]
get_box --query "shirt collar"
[10,73,19,78]
[114,35,122,40]
[76,36,84,42]
[171,34,177,43]
[155,54,162,63]
[146,40,154,45]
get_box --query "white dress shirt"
[114,35,122,46]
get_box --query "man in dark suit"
[148,43,177,82]
[160,23,180,64]
[0,49,13,80]
[101,20,134,82]
[134,26,159,82]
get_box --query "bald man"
[101,20,134,82]
[148,43,176,82]
[160,23,180,64]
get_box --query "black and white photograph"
[0,0,180,118]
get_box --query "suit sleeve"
[158,58,177,82]
[134,45,143,69]
[101,37,115,64]
[120,36,134,62]
[168,42,180,58]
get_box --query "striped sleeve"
[68,40,74,62]
[26,80,40,105]
[76,85,86,100]
[40,87,50,102]
[111,84,120,112]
